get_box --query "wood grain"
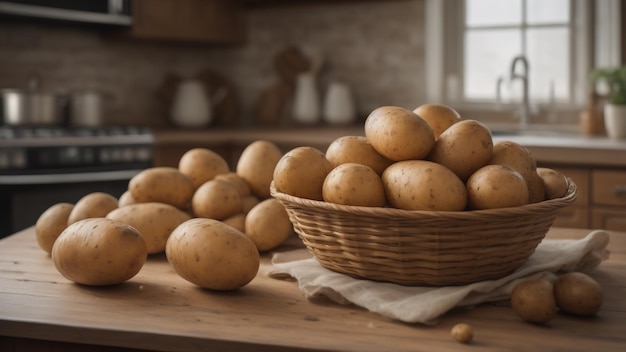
[1,227,625,351]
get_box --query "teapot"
[170,79,225,128]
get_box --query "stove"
[0,126,155,237]
[0,126,154,178]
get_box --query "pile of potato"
[36,140,293,290]
[273,104,570,211]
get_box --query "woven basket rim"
[270,178,578,219]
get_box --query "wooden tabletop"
[1,227,625,352]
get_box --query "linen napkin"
[269,230,610,325]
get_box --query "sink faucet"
[509,55,531,129]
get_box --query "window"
[425,0,621,112]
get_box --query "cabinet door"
[592,207,626,231]
[132,0,245,43]
[592,169,626,206]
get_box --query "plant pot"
[604,104,626,139]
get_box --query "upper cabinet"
[128,0,246,44]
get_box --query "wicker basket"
[270,178,578,286]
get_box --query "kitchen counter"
[153,127,626,168]
[1,226,625,351]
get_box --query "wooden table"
[1,227,625,352]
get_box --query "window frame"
[425,0,619,116]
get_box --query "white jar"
[171,79,211,128]
[604,103,626,139]
[292,73,321,125]
[323,82,356,125]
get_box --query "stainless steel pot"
[1,77,67,126]
[69,91,111,127]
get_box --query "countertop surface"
[153,126,626,167]
[1,226,625,351]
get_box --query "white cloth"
[269,230,610,325]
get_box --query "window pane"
[527,0,569,24]
[465,29,521,100]
[466,0,522,27]
[527,27,570,101]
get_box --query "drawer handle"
[614,186,626,198]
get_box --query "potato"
[325,135,393,175]
[35,202,74,254]
[67,192,119,225]
[511,278,556,324]
[106,202,191,254]
[428,119,493,181]
[236,140,283,199]
[192,179,242,220]
[241,195,260,214]
[364,106,435,161]
[322,163,386,207]
[489,141,537,180]
[466,165,529,210]
[526,171,547,203]
[166,218,260,290]
[51,218,147,286]
[413,103,461,139]
[222,213,246,233]
[178,148,229,190]
[554,272,603,316]
[450,323,473,344]
[244,198,293,252]
[118,190,138,207]
[537,167,569,199]
[273,146,334,200]
[382,160,467,211]
[128,167,194,209]
[215,172,252,196]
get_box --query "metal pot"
[1,77,67,126]
[69,90,112,127]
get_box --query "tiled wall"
[0,1,425,128]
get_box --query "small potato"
[537,167,569,200]
[192,179,242,220]
[554,272,603,317]
[51,218,147,286]
[325,135,393,175]
[129,167,195,209]
[450,323,473,344]
[106,202,191,254]
[166,218,260,290]
[244,198,293,252]
[215,172,252,196]
[273,146,334,201]
[322,163,386,207]
[364,106,435,161]
[413,103,461,139]
[35,202,74,254]
[382,160,467,211]
[67,192,119,225]
[222,213,246,233]
[118,190,138,207]
[236,140,283,199]
[178,148,230,190]
[466,165,529,210]
[511,278,556,324]
[428,119,493,181]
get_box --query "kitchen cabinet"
[128,0,245,44]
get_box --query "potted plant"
[590,66,626,139]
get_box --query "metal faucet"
[509,55,531,129]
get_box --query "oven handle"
[0,169,141,185]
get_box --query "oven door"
[0,169,139,239]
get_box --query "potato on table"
[35,202,74,254]
[128,167,194,209]
[236,140,283,199]
[51,218,147,286]
[67,192,119,225]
